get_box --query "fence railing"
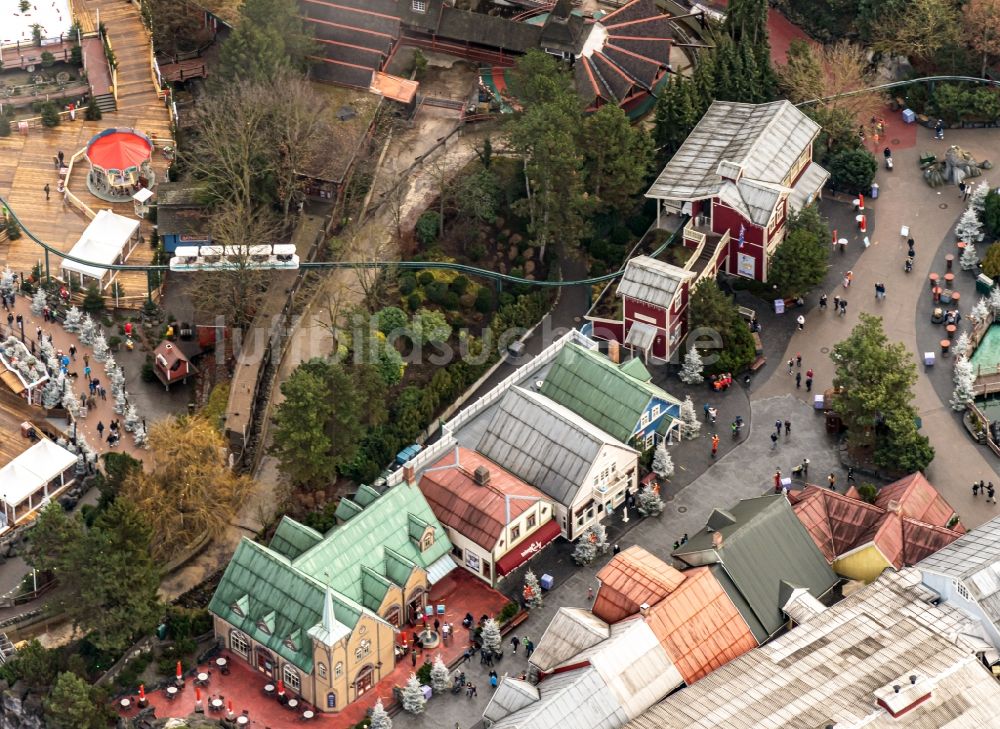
[63,148,96,220]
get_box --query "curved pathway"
[756,119,1000,528]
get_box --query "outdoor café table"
[237,717,249,726]
[944,272,955,286]
[952,291,961,305]
[197,672,209,685]
[929,272,939,289]
[288,698,299,709]
[211,699,224,711]
[166,686,178,699]
[216,657,227,668]
[946,324,957,339]
[303,710,315,719]
[120,698,131,710]
[945,254,955,271]
[264,684,275,697]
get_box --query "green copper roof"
[292,482,453,611]
[540,343,680,442]
[618,357,652,382]
[210,482,453,667]
[270,516,324,560]
[208,539,364,673]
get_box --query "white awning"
[61,209,140,282]
[625,322,657,351]
[0,439,76,507]
[426,554,458,585]
[132,187,154,203]
[788,161,830,212]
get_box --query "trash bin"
[540,574,554,590]
[977,273,994,294]
[902,109,916,123]
[870,183,879,199]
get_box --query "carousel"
[84,128,155,202]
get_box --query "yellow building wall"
[309,612,395,713]
[832,545,892,584]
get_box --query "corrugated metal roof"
[673,495,838,642]
[646,100,821,202]
[425,553,458,585]
[919,515,1000,582]
[718,179,787,227]
[419,447,549,551]
[491,666,629,729]
[593,546,686,623]
[476,387,637,507]
[539,343,680,443]
[483,678,540,724]
[530,607,610,672]
[624,321,657,350]
[624,569,1000,729]
[618,357,652,382]
[291,481,453,611]
[787,160,830,212]
[876,472,958,526]
[616,255,694,310]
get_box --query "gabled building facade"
[418,447,560,587]
[476,386,639,540]
[646,100,829,283]
[208,480,457,713]
[539,342,682,447]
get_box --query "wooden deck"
[0,0,171,308]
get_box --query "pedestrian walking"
[833,295,841,311]
[100,386,107,401]
[775,419,782,434]
[774,470,782,493]
[613,543,620,554]
[704,403,711,421]
[69,344,76,360]
[965,183,972,201]
[770,432,778,450]
[980,480,986,495]
[847,466,856,484]
[935,119,944,140]
[806,368,814,380]
[819,294,827,310]
[788,358,794,374]
[43,184,50,201]
[784,419,791,436]
[796,354,802,368]
[83,354,89,367]
[795,371,801,389]
[840,300,848,316]
[510,636,519,654]
[84,365,91,380]
[711,433,720,458]
[796,314,805,331]
[525,639,534,658]
[974,481,981,496]
[828,473,836,490]
[588,586,594,601]
[989,483,997,504]
[800,458,809,477]
[97,421,104,438]
[806,376,813,392]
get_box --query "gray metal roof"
[624,569,1000,729]
[476,387,635,508]
[920,515,1000,626]
[616,255,695,309]
[491,666,628,729]
[717,178,787,227]
[787,161,830,212]
[484,678,539,724]
[673,495,838,642]
[646,100,821,202]
[530,607,610,672]
[625,321,657,350]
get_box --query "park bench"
[749,355,767,373]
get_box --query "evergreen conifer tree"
[956,206,984,243]
[523,569,544,610]
[400,673,426,714]
[636,487,664,517]
[481,617,502,655]
[951,356,976,410]
[370,697,392,729]
[430,654,450,694]
[961,242,978,271]
[91,332,109,362]
[652,440,674,479]
[79,314,96,345]
[30,287,47,316]
[62,306,82,333]
[679,347,704,384]
[680,396,702,440]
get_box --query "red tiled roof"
[791,483,964,571]
[788,486,884,562]
[593,546,686,623]
[644,567,759,684]
[876,472,957,526]
[418,447,549,551]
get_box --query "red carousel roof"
[86,130,152,170]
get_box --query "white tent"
[61,209,141,292]
[0,438,76,529]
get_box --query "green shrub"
[450,275,470,295]
[85,96,102,121]
[425,281,449,305]
[497,601,519,624]
[0,116,10,138]
[40,51,55,68]
[399,275,416,295]
[828,148,877,195]
[467,243,486,262]
[417,271,434,286]
[415,211,441,246]
[406,292,421,311]
[39,102,60,128]
[376,306,408,334]
[857,483,878,503]
[5,216,21,240]
[71,44,82,66]
[475,287,493,314]
[82,284,103,312]
[416,662,432,685]
[141,361,157,383]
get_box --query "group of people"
[710,373,734,391]
[972,480,997,503]
[96,419,122,447]
[769,418,793,450]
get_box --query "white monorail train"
[169,244,299,272]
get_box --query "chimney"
[165,343,172,350]
[607,340,620,364]
[473,465,491,486]
[886,499,901,514]
[403,464,415,484]
[638,602,650,616]
[874,672,932,718]
[711,531,724,549]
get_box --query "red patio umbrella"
[227,699,235,718]
[138,685,145,701]
[195,687,202,705]
[176,662,182,681]
[277,679,285,696]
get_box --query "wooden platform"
[0,0,171,309]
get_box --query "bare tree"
[964,0,1000,77]
[189,200,280,330]
[271,70,332,220]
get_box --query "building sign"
[495,519,562,576]
[737,252,755,279]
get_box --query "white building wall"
[922,571,1000,651]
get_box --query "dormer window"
[257,620,271,635]
[412,0,426,11]
[421,528,434,551]
[283,635,298,651]
[231,595,249,617]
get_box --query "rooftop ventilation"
[874,672,932,718]
[474,466,491,486]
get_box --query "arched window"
[335,662,344,678]
[317,662,327,679]
[327,692,337,709]
[355,646,363,661]
[230,630,249,658]
[360,639,371,657]
[282,664,301,693]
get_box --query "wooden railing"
[968,401,1000,458]
[62,148,96,220]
